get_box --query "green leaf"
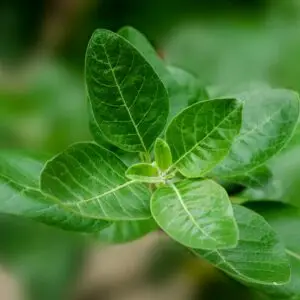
[154,138,172,171]
[245,201,300,299]
[40,142,151,221]
[85,29,169,153]
[118,26,208,119]
[126,163,162,183]
[193,205,291,285]
[151,179,238,249]
[167,65,209,107]
[211,88,300,181]
[166,98,242,178]
[0,151,109,232]
[98,218,158,243]
[118,26,169,84]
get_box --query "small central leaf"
[150,179,238,249]
[126,163,162,183]
[154,138,172,171]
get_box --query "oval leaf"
[166,98,242,177]
[211,88,300,180]
[98,218,158,243]
[193,205,291,285]
[154,138,172,171]
[40,143,151,221]
[126,163,161,183]
[85,29,169,153]
[0,151,109,232]
[151,179,238,249]
[246,201,300,299]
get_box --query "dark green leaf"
[151,179,238,249]
[211,89,300,181]
[0,151,109,232]
[154,138,172,171]
[166,98,242,178]
[194,205,290,285]
[40,142,151,221]
[126,163,162,183]
[85,29,169,153]
[97,218,158,243]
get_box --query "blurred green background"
[1,0,300,299]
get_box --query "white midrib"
[170,183,216,243]
[169,103,241,171]
[286,248,300,261]
[102,44,148,154]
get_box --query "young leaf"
[154,138,172,171]
[246,201,300,299]
[151,179,238,249]
[0,151,109,232]
[166,98,242,177]
[126,163,162,183]
[97,218,158,243]
[40,142,151,221]
[193,205,291,285]
[211,88,300,181]
[85,29,169,153]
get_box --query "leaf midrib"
[169,101,241,171]
[170,183,216,243]
[101,42,148,154]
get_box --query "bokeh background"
[1,0,300,299]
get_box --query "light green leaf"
[154,138,172,171]
[0,151,109,232]
[167,65,209,107]
[85,29,169,153]
[40,142,151,221]
[151,179,238,249]
[246,201,300,299]
[166,98,242,178]
[98,218,158,243]
[211,89,300,180]
[126,163,162,183]
[194,205,290,285]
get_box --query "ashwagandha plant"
[1,26,300,299]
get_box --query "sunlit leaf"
[166,98,242,177]
[126,163,162,183]
[151,179,238,249]
[194,205,290,285]
[154,138,172,171]
[40,142,151,221]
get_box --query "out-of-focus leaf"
[245,201,300,299]
[98,218,158,243]
[211,89,299,182]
